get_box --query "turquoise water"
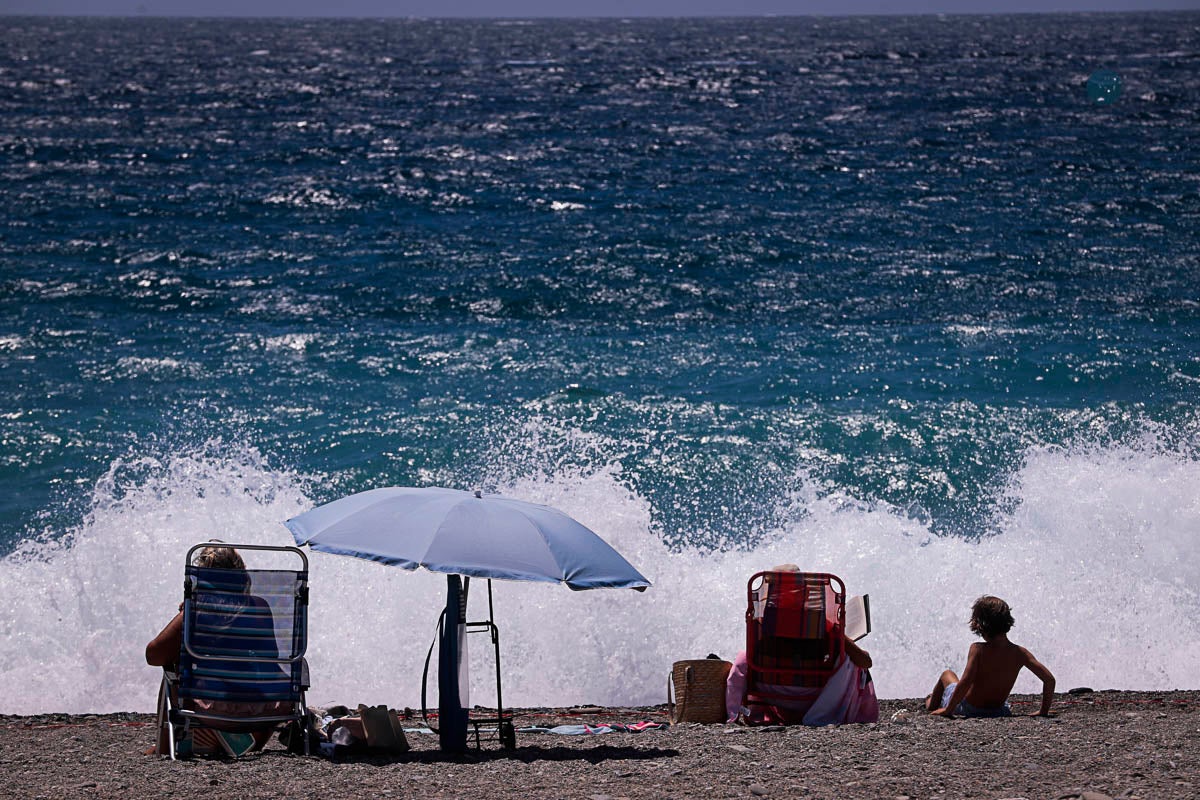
[1,14,1198,711]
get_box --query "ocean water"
[1,13,1198,715]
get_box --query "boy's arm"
[1021,647,1056,716]
[931,643,979,718]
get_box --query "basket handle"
[666,669,673,721]
[666,664,694,724]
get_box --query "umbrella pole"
[438,574,469,753]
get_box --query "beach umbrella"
[283,486,650,751]
[284,486,650,591]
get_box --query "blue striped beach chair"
[160,543,310,759]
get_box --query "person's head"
[192,540,245,570]
[970,595,1014,640]
[760,563,800,589]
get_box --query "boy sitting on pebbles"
[926,595,1056,718]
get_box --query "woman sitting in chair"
[146,542,290,756]
[725,564,877,725]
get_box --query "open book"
[845,594,871,641]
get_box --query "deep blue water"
[2,13,1199,551]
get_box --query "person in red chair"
[725,564,877,725]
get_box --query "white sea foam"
[1,438,1197,714]
[264,333,318,353]
[110,356,202,378]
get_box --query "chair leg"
[300,693,310,757]
[155,672,177,759]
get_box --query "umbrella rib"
[289,489,403,544]
[512,506,575,580]
[296,488,459,558]
[446,500,559,580]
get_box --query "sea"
[1,12,1198,715]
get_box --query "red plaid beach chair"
[742,570,846,713]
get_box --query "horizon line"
[2,8,1195,21]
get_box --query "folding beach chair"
[741,570,846,717]
[158,543,310,759]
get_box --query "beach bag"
[667,658,732,724]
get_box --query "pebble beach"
[2,691,1196,800]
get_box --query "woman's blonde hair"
[193,540,245,570]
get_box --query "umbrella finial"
[474,489,482,499]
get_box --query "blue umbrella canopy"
[284,486,650,591]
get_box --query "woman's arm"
[843,636,872,669]
[145,611,183,667]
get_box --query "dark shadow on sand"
[326,744,679,765]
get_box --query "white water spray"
[1,439,1197,714]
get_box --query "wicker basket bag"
[667,658,733,724]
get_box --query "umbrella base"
[431,576,516,752]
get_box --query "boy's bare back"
[960,634,1050,710]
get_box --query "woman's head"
[759,563,800,589]
[970,595,1014,639]
[193,541,245,570]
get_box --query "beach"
[2,691,1196,799]
[2,15,1198,797]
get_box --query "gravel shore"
[2,691,1196,800]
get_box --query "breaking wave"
[1,434,1197,714]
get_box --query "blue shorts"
[940,682,1012,718]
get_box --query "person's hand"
[930,707,953,718]
[1028,710,1054,718]
[844,638,872,669]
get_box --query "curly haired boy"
[925,596,1056,718]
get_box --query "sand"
[1,691,1197,799]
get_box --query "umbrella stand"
[428,575,517,752]
[436,575,469,753]
[464,578,516,750]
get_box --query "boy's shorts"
[939,682,1012,718]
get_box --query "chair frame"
[161,542,310,759]
[741,570,846,715]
